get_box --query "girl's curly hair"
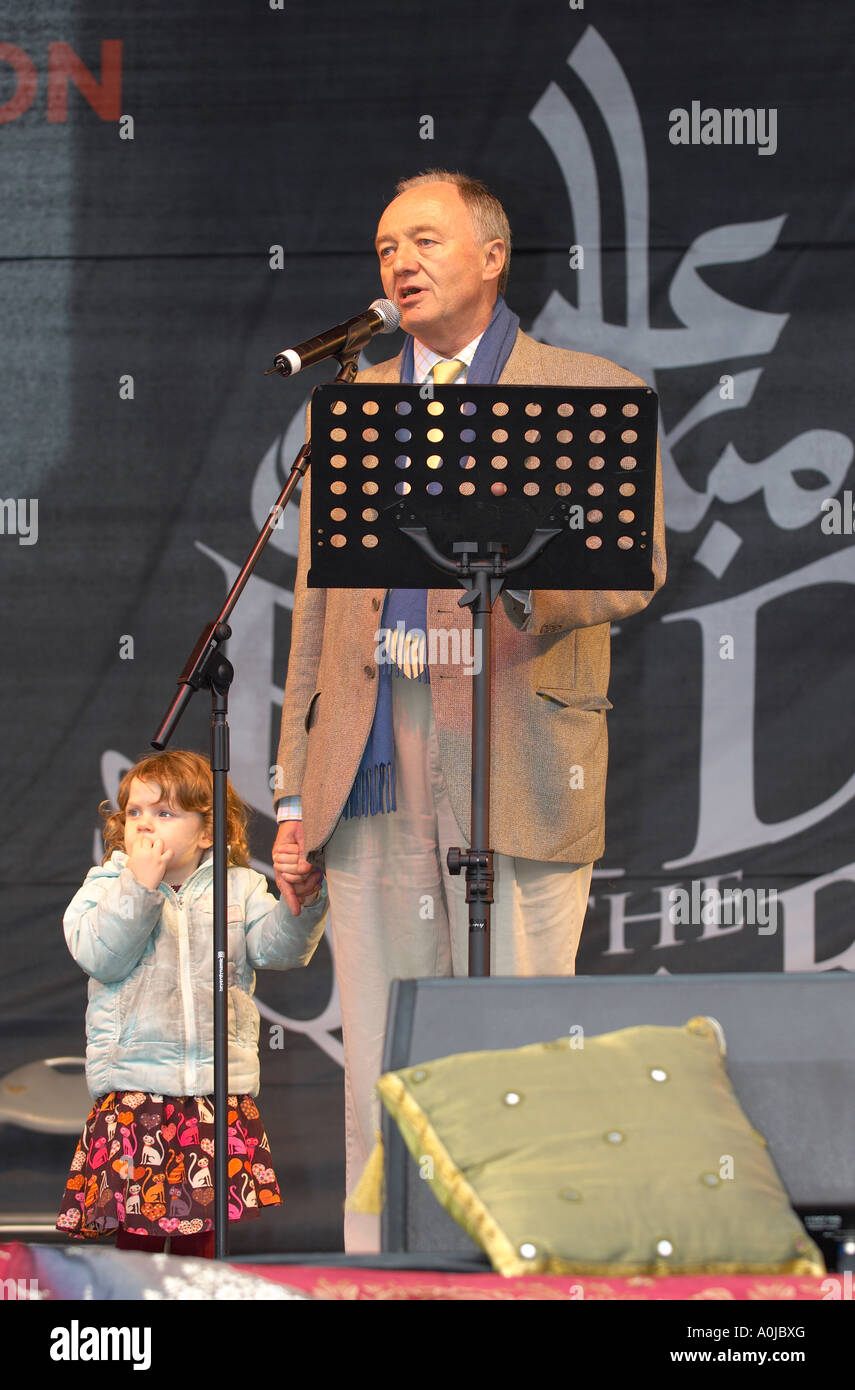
[100,750,251,867]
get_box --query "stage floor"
[1,1241,841,1302]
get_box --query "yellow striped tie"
[387,360,464,678]
[387,623,426,679]
[431,358,464,385]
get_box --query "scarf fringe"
[343,760,396,820]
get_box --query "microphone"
[268,299,400,377]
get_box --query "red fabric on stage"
[230,1263,839,1301]
[0,1245,840,1302]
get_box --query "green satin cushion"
[376,1017,824,1277]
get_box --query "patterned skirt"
[56,1091,281,1240]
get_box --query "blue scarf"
[343,293,520,819]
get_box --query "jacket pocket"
[117,958,156,1044]
[304,690,321,732]
[228,985,259,1050]
[227,920,249,981]
[197,903,250,981]
[536,688,613,712]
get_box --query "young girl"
[56,749,327,1259]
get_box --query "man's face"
[374,182,504,356]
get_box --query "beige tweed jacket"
[274,328,666,863]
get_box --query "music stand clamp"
[309,381,658,977]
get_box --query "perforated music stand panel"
[308,384,658,589]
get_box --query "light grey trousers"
[324,675,593,1252]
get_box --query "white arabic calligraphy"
[529,27,852,537]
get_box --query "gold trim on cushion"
[346,1130,386,1214]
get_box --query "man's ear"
[483,238,506,284]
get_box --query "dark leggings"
[116,1226,215,1259]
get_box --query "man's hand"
[126,836,172,892]
[272,820,315,915]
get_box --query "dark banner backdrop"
[1,1,853,1250]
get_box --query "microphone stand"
[150,340,363,1260]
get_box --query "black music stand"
[308,382,658,975]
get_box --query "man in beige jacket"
[272,171,666,1250]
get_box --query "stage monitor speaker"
[379,973,855,1260]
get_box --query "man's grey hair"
[393,169,511,295]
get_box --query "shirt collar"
[411,331,485,384]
